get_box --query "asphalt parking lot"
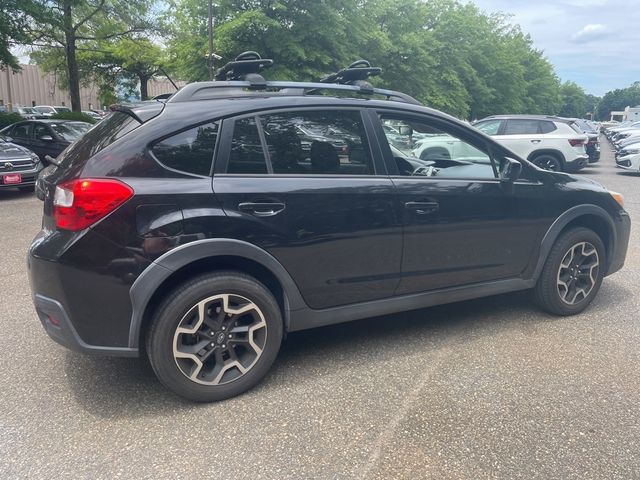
[1,141,638,479]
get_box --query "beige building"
[1,64,187,111]
[0,64,101,110]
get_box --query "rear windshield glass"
[57,112,141,168]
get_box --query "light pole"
[208,0,214,81]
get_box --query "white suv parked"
[469,115,589,172]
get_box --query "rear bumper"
[565,155,589,172]
[33,294,137,356]
[28,228,147,357]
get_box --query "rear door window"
[504,120,542,135]
[261,110,374,175]
[224,109,375,176]
[152,122,219,176]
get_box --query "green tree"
[0,0,43,70]
[558,81,588,118]
[164,0,566,119]
[24,0,152,111]
[596,82,640,120]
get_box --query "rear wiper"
[45,155,61,167]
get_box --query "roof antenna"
[214,51,274,88]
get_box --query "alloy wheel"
[173,294,267,385]
[556,242,600,305]
[535,157,560,171]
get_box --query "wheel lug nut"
[210,342,215,347]
[222,326,226,331]
[222,344,226,348]
[228,334,232,338]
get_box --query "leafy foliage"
[0,112,24,129]
[596,82,640,120]
[162,0,568,119]
[50,111,97,124]
[22,0,154,110]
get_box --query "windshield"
[34,106,54,114]
[55,107,72,113]
[49,122,91,142]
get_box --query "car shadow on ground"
[0,189,34,200]
[64,281,630,417]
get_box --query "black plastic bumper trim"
[34,294,139,357]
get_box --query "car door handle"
[404,201,439,215]
[530,139,542,144]
[238,202,286,217]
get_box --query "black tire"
[533,227,606,316]
[532,153,562,172]
[146,271,283,402]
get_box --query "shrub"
[0,112,24,130]
[50,111,97,124]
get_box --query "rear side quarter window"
[152,122,219,176]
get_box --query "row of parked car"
[605,120,640,171]
[0,119,92,191]
[386,114,599,173]
[1,104,107,121]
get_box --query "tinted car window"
[227,117,268,174]
[153,122,219,176]
[381,115,496,179]
[33,124,51,139]
[11,123,31,139]
[569,122,584,134]
[539,121,557,133]
[58,112,141,169]
[261,110,374,175]
[504,120,541,135]
[475,120,502,135]
[49,122,90,142]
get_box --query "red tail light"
[569,138,587,147]
[53,178,134,231]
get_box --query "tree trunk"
[139,74,150,100]
[63,2,82,112]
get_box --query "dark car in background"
[0,120,91,164]
[568,118,600,163]
[0,135,43,191]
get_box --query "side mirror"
[39,135,54,142]
[398,125,413,136]
[2,135,13,143]
[499,157,522,188]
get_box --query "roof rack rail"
[214,51,274,87]
[167,53,420,106]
